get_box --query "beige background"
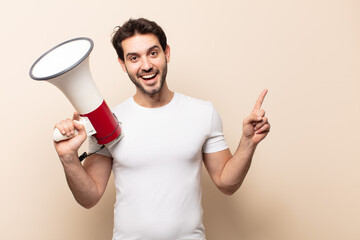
[1,0,359,239]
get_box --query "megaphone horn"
[29,37,123,147]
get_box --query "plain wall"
[1,0,359,239]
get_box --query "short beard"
[127,61,168,96]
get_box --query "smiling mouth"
[140,73,158,81]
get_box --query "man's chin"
[143,86,162,95]
[140,78,164,95]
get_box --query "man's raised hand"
[242,89,271,145]
[54,112,87,161]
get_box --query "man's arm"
[54,113,112,209]
[203,90,270,195]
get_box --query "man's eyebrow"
[126,45,160,58]
[148,45,160,52]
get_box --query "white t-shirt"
[89,92,229,240]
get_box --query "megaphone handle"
[53,118,96,142]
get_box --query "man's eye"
[129,56,138,61]
[150,51,158,56]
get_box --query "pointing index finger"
[253,89,268,111]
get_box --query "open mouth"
[140,73,158,81]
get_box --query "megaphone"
[29,37,123,148]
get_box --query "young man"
[54,18,270,240]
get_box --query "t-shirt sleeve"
[202,105,229,153]
[88,136,112,158]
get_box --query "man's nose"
[141,57,153,71]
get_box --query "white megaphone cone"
[29,37,123,148]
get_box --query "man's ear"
[118,58,127,73]
[165,45,170,63]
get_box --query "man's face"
[119,33,170,96]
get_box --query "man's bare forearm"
[220,137,257,194]
[60,154,100,209]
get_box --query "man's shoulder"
[175,92,213,109]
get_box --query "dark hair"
[112,18,167,61]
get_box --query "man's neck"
[133,83,174,108]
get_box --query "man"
[54,18,270,240]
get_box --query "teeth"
[141,73,156,79]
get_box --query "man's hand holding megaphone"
[54,112,87,164]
